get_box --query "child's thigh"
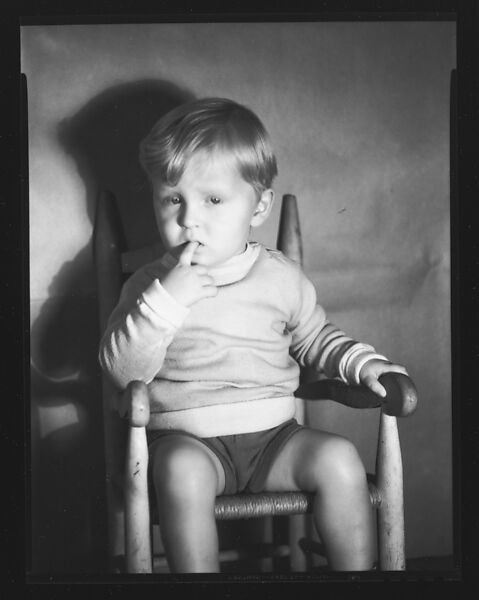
[263,428,362,493]
[150,433,226,496]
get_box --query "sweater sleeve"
[98,270,189,389]
[288,267,387,385]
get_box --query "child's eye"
[208,196,221,205]
[166,195,182,205]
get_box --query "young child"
[99,97,408,573]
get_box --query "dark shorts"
[147,419,303,495]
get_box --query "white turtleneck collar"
[159,242,262,287]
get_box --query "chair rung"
[368,481,381,509]
[220,543,291,562]
[152,543,291,571]
[298,537,326,556]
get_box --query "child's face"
[152,150,273,267]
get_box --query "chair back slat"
[121,242,165,274]
[94,190,127,333]
[94,190,130,567]
[276,194,306,428]
[277,194,303,266]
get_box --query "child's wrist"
[338,343,375,383]
[355,355,388,385]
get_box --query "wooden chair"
[94,191,418,574]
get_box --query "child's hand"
[359,359,409,398]
[160,242,218,307]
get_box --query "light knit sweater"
[99,243,385,437]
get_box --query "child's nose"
[178,202,201,228]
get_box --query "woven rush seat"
[148,483,380,524]
[214,484,381,520]
[214,492,315,520]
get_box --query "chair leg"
[124,425,152,573]
[105,483,126,572]
[288,514,309,571]
[375,412,406,570]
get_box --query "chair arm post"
[375,411,405,570]
[122,381,153,573]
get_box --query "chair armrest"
[118,381,151,427]
[295,372,417,417]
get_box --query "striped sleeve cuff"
[338,343,388,385]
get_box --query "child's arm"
[288,268,407,397]
[99,270,189,389]
[99,242,217,389]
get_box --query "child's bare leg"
[151,435,225,572]
[264,429,375,570]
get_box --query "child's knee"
[326,437,365,485]
[310,435,365,489]
[152,439,218,497]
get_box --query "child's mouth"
[181,239,203,248]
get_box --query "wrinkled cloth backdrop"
[23,21,455,573]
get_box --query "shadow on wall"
[30,79,195,573]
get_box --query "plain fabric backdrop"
[23,21,455,572]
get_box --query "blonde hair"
[139,97,277,193]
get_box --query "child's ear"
[251,189,274,227]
